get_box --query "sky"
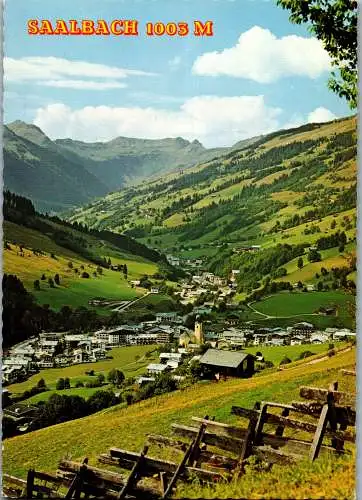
[4,0,353,148]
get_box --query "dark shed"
[199,348,255,378]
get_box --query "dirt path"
[111,292,151,312]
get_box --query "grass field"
[252,290,354,319]
[8,345,158,395]
[244,342,338,365]
[3,348,355,499]
[276,243,356,285]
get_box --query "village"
[3,301,355,387]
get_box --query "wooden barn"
[199,348,255,378]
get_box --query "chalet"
[333,329,356,340]
[64,334,88,349]
[319,307,336,316]
[291,322,315,336]
[126,333,158,345]
[310,333,329,344]
[155,312,182,324]
[225,314,239,326]
[290,335,305,346]
[147,363,170,375]
[199,349,255,378]
[159,353,183,364]
[136,376,156,386]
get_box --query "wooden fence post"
[275,408,290,437]
[25,469,35,499]
[234,402,260,478]
[117,445,149,499]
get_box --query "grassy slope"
[8,345,158,395]
[3,348,355,500]
[4,221,158,311]
[252,291,353,317]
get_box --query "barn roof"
[199,349,253,369]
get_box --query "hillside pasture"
[3,221,159,311]
[252,291,354,321]
[244,342,337,365]
[3,348,355,500]
[275,243,356,284]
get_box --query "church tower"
[194,319,204,345]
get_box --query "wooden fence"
[3,372,355,499]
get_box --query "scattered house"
[136,376,156,386]
[131,280,141,287]
[310,333,329,344]
[73,349,89,364]
[290,335,305,346]
[291,322,315,336]
[64,334,88,349]
[147,363,171,375]
[319,307,336,316]
[159,353,183,364]
[225,314,239,326]
[199,349,255,378]
[150,287,160,294]
[333,329,356,341]
[155,312,182,324]
[306,284,315,292]
[37,353,54,368]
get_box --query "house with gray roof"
[199,349,255,378]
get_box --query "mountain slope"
[55,135,228,191]
[68,115,357,297]
[4,124,109,212]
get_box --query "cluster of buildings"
[2,313,191,385]
[175,272,234,305]
[3,333,108,385]
[203,323,356,349]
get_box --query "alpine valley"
[67,114,357,324]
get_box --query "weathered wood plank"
[59,459,125,487]
[172,423,344,458]
[106,448,226,482]
[309,404,329,461]
[26,469,35,499]
[3,474,27,489]
[147,434,237,470]
[162,439,196,498]
[191,417,245,439]
[148,434,188,451]
[300,386,356,407]
[172,424,244,453]
[189,416,209,467]
[60,459,160,499]
[118,445,148,499]
[291,401,356,426]
[34,470,66,485]
[253,446,300,465]
[232,406,355,442]
[234,402,260,477]
[275,407,290,437]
